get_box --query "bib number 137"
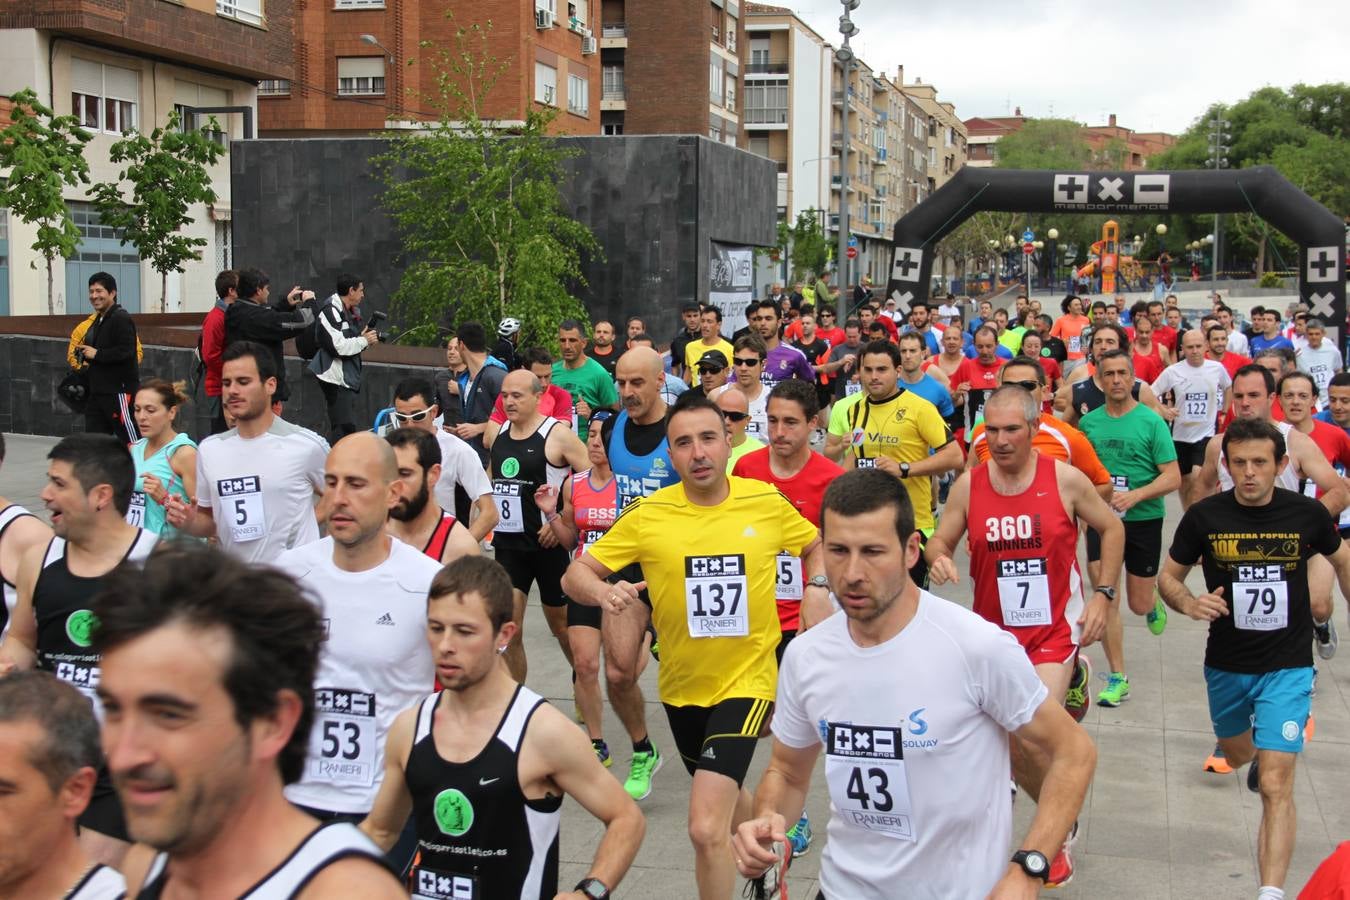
[684,554,749,637]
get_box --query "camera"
[367,310,392,343]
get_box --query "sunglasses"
[1004,380,1041,392]
[698,366,725,375]
[721,411,749,422]
[392,407,436,423]
[733,357,763,367]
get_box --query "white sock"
[1257,887,1285,900]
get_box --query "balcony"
[830,175,855,193]
[600,23,628,48]
[746,59,789,76]
[873,147,888,165]
[830,131,843,147]
[744,107,788,126]
[601,81,626,111]
[875,184,887,197]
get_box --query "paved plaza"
[2,432,1346,898]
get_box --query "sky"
[789,0,1350,135]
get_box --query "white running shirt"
[1150,359,1231,444]
[195,418,329,564]
[1297,343,1343,403]
[67,863,126,899]
[280,537,442,814]
[434,429,492,514]
[773,592,1047,900]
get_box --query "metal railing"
[745,60,788,74]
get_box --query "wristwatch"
[806,574,830,591]
[1011,850,1050,882]
[899,462,911,478]
[575,877,610,899]
[1094,585,1117,602]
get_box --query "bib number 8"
[845,766,894,812]
[321,720,361,760]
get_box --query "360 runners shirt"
[773,594,1046,900]
[1168,489,1340,674]
[586,476,817,707]
[1079,403,1176,522]
[1150,359,1230,444]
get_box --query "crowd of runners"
[0,269,1347,899]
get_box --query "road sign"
[846,246,858,259]
[1022,229,1035,242]
[1022,242,1035,255]
[848,236,859,248]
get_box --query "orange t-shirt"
[967,412,1111,487]
[1050,314,1092,360]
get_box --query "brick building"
[965,110,1174,169]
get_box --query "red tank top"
[421,510,458,561]
[571,470,618,559]
[967,454,1082,631]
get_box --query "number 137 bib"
[685,554,748,637]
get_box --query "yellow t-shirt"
[845,389,954,532]
[588,476,818,707]
[684,338,735,385]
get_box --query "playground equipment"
[1074,220,1138,294]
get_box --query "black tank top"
[136,821,391,898]
[405,685,562,900]
[489,418,567,551]
[1071,376,1140,419]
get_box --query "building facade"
[965,110,1173,169]
[0,0,291,314]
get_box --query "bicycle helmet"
[498,317,521,337]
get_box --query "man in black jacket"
[224,268,313,408]
[76,272,140,443]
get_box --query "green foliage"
[0,89,93,313]
[89,109,224,313]
[992,118,1093,170]
[373,20,598,348]
[1258,271,1285,289]
[761,208,829,284]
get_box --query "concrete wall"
[229,134,775,343]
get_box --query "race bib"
[684,554,748,637]
[218,476,266,543]
[824,722,916,842]
[1068,335,1081,354]
[846,381,862,396]
[746,418,765,439]
[491,481,524,534]
[308,688,377,787]
[855,457,877,469]
[775,553,803,602]
[54,660,100,707]
[1180,391,1211,423]
[1233,565,1289,631]
[996,558,1053,627]
[126,491,147,528]
[1110,475,1129,518]
[412,867,477,900]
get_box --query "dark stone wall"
[231,134,776,345]
[0,335,440,441]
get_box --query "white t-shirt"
[280,537,442,814]
[196,418,328,564]
[773,592,1047,900]
[711,383,770,442]
[1227,330,1250,356]
[936,303,960,326]
[1297,343,1343,402]
[434,428,492,513]
[1150,359,1231,443]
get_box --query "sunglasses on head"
[392,407,436,423]
[1004,380,1040,392]
[733,357,762,367]
[721,410,749,422]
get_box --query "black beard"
[391,478,431,522]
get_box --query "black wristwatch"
[899,461,911,478]
[1094,585,1117,602]
[575,877,610,899]
[1011,849,1050,882]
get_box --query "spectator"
[451,322,509,465]
[76,272,140,443]
[492,317,521,371]
[669,302,703,380]
[224,268,314,409]
[625,316,647,344]
[310,273,379,443]
[200,270,238,435]
[814,270,839,307]
[435,333,466,426]
[588,320,621,378]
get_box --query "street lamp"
[1045,228,1059,294]
[1155,223,1167,236]
[835,0,860,291]
[360,34,397,116]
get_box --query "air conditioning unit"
[582,36,597,54]
[535,8,554,28]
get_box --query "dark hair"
[520,346,554,368]
[1254,346,1296,368]
[1215,303,1233,316]
[88,271,117,294]
[1205,324,1227,341]
[1250,305,1266,317]
[909,298,929,311]
[817,304,835,318]
[1129,301,1149,320]
[1221,417,1285,464]
[393,377,436,408]
[1146,300,1164,312]
[733,333,767,358]
[844,317,862,331]
[91,544,326,785]
[1037,314,1054,328]
[215,270,238,300]
[1233,363,1276,395]
[1095,348,1134,372]
[335,273,362,297]
[896,332,926,351]
[702,305,723,323]
[768,378,820,420]
[136,378,189,411]
[1060,295,1080,315]
[221,340,278,383]
[1002,355,1046,385]
[428,556,515,632]
[973,325,1000,343]
[236,268,270,300]
[48,434,134,516]
[457,322,489,353]
[666,388,725,430]
[861,339,902,367]
[385,426,441,472]
[1277,371,1316,397]
[628,333,655,346]
[1328,372,1350,391]
[821,468,915,545]
[1019,330,1043,348]
[1089,300,1107,313]
[626,315,645,328]
[0,671,102,794]
[1089,323,1129,352]
[681,302,702,314]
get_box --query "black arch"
[883,165,1345,344]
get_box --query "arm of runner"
[905,438,963,479]
[1138,383,1163,415]
[164,495,217,539]
[1052,379,1076,422]
[1327,541,1350,608]
[359,706,416,851]
[798,538,831,631]
[1112,460,1181,516]
[1063,425,1114,500]
[537,478,579,552]
[442,520,481,562]
[1289,428,1349,515]
[1158,557,1228,621]
[1194,434,1223,501]
[561,554,644,615]
[0,543,44,674]
[1061,464,1122,647]
[468,492,499,541]
[302,859,407,899]
[482,418,502,451]
[924,471,970,585]
[732,738,819,879]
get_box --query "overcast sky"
[789,0,1349,135]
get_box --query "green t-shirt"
[1078,402,1177,522]
[827,391,864,439]
[726,435,766,473]
[551,357,619,440]
[999,326,1026,355]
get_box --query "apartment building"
[259,0,601,136]
[966,110,1173,169]
[0,0,290,314]
[900,72,968,194]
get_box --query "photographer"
[310,273,379,442]
[224,268,315,409]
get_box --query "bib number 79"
[1245,587,1278,616]
[845,766,893,811]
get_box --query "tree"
[0,89,93,314]
[373,20,598,347]
[992,118,1093,171]
[90,109,224,313]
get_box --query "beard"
[390,477,431,522]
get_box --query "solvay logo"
[907,708,928,736]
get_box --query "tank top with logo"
[128,432,196,538]
[607,411,677,511]
[490,418,569,551]
[570,470,618,559]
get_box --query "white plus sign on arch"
[1307,247,1339,283]
[891,247,923,283]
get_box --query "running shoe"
[624,746,663,800]
[1096,672,1130,707]
[1064,655,1091,722]
[742,841,790,900]
[786,814,812,857]
[1146,596,1168,635]
[593,739,612,768]
[1046,820,1077,888]
[1314,617,1338,660]
[1203,742,1233,774]
[1247,756,1260,793]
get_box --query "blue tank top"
[129,432,196,538]
[607,411,677,510]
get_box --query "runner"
[1079,350,1182,708]
[1016,331,1062,410]
[484,346,576,447]
[0,671,126,899]
[361,556,645,900]
[1150,328,1231,509]
[384,428,481,564]
[733,469,1095,899]
[490,369,590,682]
[1050,295,1091,373]
[92,543,404,898]
[671,302,705,382]
[1055,324,1163,427]
[1158,418,1350,900]
[817,318,864,404]
[683,306,735,387]
[1295,318,1342,406]
[563,391,823,899]
[0,434,158,867]
[127,379,197,539]
[951,326,1007,435]
[0,434,52,642]
[716,387,766,472]
[553,320,620,441]
[589,320,622,379]
[691,349,731,398]
[714,335,770,441]
[749,300,815,386]
[1316,371,1350,434]
[927,385,1123,887]
[1128,312,1168,383]
[896,333,955,419]
[165,342,329,563]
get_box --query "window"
[337,57,385,95]
[744,80,787,124]
[747,136,769,157]
[567,74,589,116]
[724,79,736,113]
[749,37,769,66]
[602,65,624,99]
[174,81,229,144]
[335,0,383,6]
[709,54,724,105]
[217,0,263,25]
[929,146,936,166]
[869,199,883,222]
[71,58,139,134]
[602,121,623,135]
[725,14,736,50]
[944,126,954,147]
[259,79,291,96]
[535,62,557,106]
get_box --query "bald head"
[330,431,398,484]
[616,345,666,424]
[617,345,664,381]
[323,432,401,549]
[501,368,543,423]
[503,368,543,396]
[715,387,749,415]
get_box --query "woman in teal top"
[128,378,198,539]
